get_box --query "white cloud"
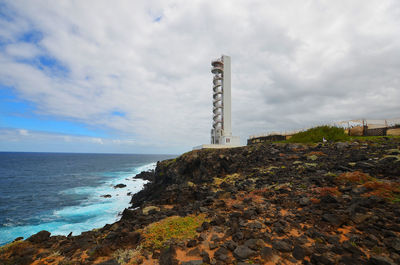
[0,128,159,153]
[5,42,42,59]
[18,129,29,136]
[0,0,400,153]
[90,138,103,145]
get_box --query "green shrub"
[288,126,349,143]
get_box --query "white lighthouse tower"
[194,55,240,150]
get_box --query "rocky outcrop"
[1,139,399,265]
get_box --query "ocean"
[0,152,176,246]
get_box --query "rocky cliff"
[1,139,400,265]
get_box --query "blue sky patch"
[153,15,162,22]
[0,86,35,114]
[19,30,43,44]
[0,115,107,138]
[0,2,15,22]
[14,54,70,77]
[111,111,126,117]
[0,86,106,138]
[38,55,68,73]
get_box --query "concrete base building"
[194,55,240,150]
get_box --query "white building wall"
[222,55,232,136]
[207,54,240,148]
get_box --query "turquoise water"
[0,153,175,245]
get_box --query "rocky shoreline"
[1,139,399,265]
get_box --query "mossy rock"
[142,206,160,215]
[305,163,318,167]
[307,155,318,161]
[386,149,400,155]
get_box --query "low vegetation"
[287,125,349,143]
[0,240,27,254]
[337,171,400,202]
[113,248,142,265]
[213,173,241,186]
[314,186,341,197]
[337,171,375,183]
[141,214,206,250]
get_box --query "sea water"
[0,152,176,245]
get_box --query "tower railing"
[212,57,224,135]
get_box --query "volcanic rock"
[27,230,51,243]
[272,240,292,252]
[233,245,255,259]
[159,246,178,265]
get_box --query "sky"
[0,0,399,154]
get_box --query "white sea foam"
[0,162,155,245]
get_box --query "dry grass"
[363,181,400,201]
[307,151,327,156]
[213,173,241,186]
[314,186,341,197]
[338,171,400,202]
[337,171,375,183]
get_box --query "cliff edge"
[1,139,399,265]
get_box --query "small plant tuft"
[49,250,61,257]
[113,248,142,265]
[337,171,374,183]
[314,186,341,197]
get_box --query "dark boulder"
[292,245,306,260]
[320,195,338,203]
[27,230,51,243]
[272,240,292,252]
[134,170,155,181]
[187,247,201,256]
[260,246,274,261]
[244,238,264,250]
[186,239,197,248]
[200,250,210,263]
[322,213,345,226]
[233,245,256,259]
[159,246,178,265]
[369,256,395,265]
[181,261,203,265]
[310,253,335,265]
[386,238,400,252]
[13,236,24,242]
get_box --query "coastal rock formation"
[1,139,399,264]
[113,184,127,189]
